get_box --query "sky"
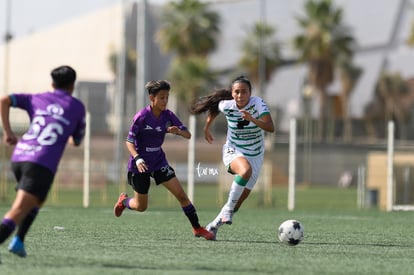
[2,0,414,120]
[0,0,167,41]
[2,0,411,45]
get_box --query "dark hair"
[145,80,171,96]
[231,75,252,91]
[51,65,76,89]
[189,75,252,117]
[189,88,232,117]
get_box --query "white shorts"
[222,144,264,190]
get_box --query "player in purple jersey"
[113,80,214,240]
[0,65,86,260]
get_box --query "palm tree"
[238,22,281,88]
[168,56,218,101]
[406,19,414,47]
[364,72,411,139]
[156,0,220,108]
[157,0,220,58]
[293,0,356,141]
[108,47,137,80]
[337,58,362,141]
[377,72,410,139]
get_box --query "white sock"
[225,181,245,210]
[211,181,244,228]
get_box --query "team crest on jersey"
[47,104,64,116]
[34,104,69,125]
[245,105,255,112]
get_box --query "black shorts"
[11,162,55,202]
[127,164,176,194]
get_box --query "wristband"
[134,157,145,166]
[134,155,145,165]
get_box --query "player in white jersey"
[190,76,274,239]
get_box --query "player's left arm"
[241,110,274,133]
[68,136,81,146]
[167,110,191,139]
[168,126,191,139]
[70,111,86,146]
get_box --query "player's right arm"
[204,113,217,144]
[125,140,139,160]
[0,95,17,145]
[125,140,148,173]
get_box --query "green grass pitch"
[0,185,414,274]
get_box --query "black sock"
[0,218,16,244]
[17,207,39,242]
[182,203,201,229]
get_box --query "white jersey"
[218,96,270,157]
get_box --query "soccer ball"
[278,219,304,246]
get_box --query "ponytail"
[189,75,251,117]
[190,88,233,117]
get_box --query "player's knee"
[239,166,252,179]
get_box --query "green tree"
[238,22,281,88]
[406,19,414,47]
[108,47,137,80]
[293,0,355,140]
[364,72,410,139]
[337,58,362,141]
[168,56,217,101]
[377,72,410,139]
[156,0,220,109]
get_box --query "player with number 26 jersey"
[9,90,86,173]
[0,65,86,260]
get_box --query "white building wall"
[0,3,123,131]
[0,3,122,94]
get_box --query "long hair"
[190,75,252,117]
[189,88,232,117]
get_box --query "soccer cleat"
[220,208,233,225]
[206,222,218,241]
[193,227,215,240]
[8,236,27,258]
[114,193,128,217]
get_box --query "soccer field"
[0,202,413,274]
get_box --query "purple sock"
[182,203,200,228]
[0,218,16,244]
[123,198,132,209]
[2,218,16,231]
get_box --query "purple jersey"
[126,105,187,173]
[10,89,86,173]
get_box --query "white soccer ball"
[278,219,304,246]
